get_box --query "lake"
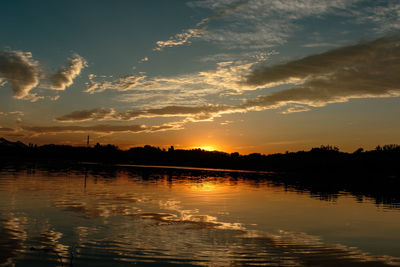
[1,162,400,266]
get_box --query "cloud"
[116,104,237,122]
[0,111,24,125]
[0,50,39,99]
[220,120,234,125]
[0,77,7,87]
[139,57,149,63]
[154,0,400,58]
[55,105,238,124]
[8,111,24,116]
[85,73,148,93]
[115,90,210,109]
[244,36,400,108]
[247,37,398,86]
[191,0,357,19]
[21,122,184,135]
[155,22,207,51]
[84,61,259,109]
[0,127,15,132]
[0,51,88,100]
[55,108,115,122]
[354,2,400,33]
[280,105,311,114]
[22,124,147,134]
[180,0,361,50]
[21,93,43,102]
[47,95,60,101]
[198,51,278,63]
[155,27,206,51]
[191,0,250,19]
[0,110,21,116]
[50,53,87,90]
[148,122,184,132]
[61,36,400,128]
[155,1,249,51]
[302,43,338,48]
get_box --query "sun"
[192,145,218,151]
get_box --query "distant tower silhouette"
[87,135,90,147]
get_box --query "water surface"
[1,163,400,266]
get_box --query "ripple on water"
[1,166,400,266]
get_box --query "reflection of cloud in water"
[158,199,244,230]
[48,180,400,266]
[0,214,27,266]
[2,168,400,266]
[53,192,144,219]
[127,210,400,266]
[130,212,239,231]
[238,230,400,266]
[103,213,400,266]
[29,228,69,264]
[0,214,69,266]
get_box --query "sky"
[1,0,400,154]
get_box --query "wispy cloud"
[56,104,238,123]
[154,1,249,51]
[61,37,400,129]
[21,122,183,135]
[85,61,256,93]
[155,23,207,51]
[280,105,311,114]
[354,2,400,33]
[0,50,39,100]
[55,108,115,122]
[84,61,259,109]
[49,53,87,91]
[302,43,338,48]
[115,90,210,110]
[22,124,147,134]
[197,51,277,63]
[1,111,24,117]
[0,77,7,87]
[155,0,361,51]
[0,126,15,132]
[0,111,24,127]
[115,104,237,121]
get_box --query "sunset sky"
[1,0,400,154]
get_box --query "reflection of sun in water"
[191,181,218,192]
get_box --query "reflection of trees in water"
[269,172,400,209]
[1,161,400,210]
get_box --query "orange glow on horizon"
[191,145,219,151]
